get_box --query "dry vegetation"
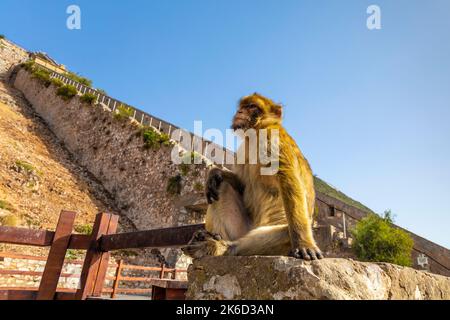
[0,81,121,255]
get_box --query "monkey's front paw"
[206,169,223,204]
[290,246,324,261]
[181,230,228,259]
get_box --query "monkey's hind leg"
[182,182,251,259]
[205,182,251,241]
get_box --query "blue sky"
[1,0,449,248]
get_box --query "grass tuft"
[80,92,97,105]
[113,104,134,120]
[56,85,78,101]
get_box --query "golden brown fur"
[182,93,322,260]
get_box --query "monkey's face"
[232,93,282,130]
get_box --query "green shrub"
[31,68,51,87]
[74,224,93,235]
[15,160,36,174]
[50,78,64,88]
[96,88,107,95]
[0,34,5,39]
[182,151,203,164]
[64,71,92,86]
[56,85,78,101]
[22,60,35,72]
[179,163,190,176]
[113,104,134,120]
[351,210,414,267]
[0,200,12,211]
[0,215,19,227]
[80,92,97,105]
[142,127,172,149]
[167,175,182,195]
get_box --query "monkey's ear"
[272,104,283,118]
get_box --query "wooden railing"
[0,210,203,300]
[0,252,187,299]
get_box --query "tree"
[351,210,414,266]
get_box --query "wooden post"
[172,269,177,280]
[92,215,118,297]
[159,262,165,279]
[37,211,76,300]
[111,259,123,299]
[75,213,116,300]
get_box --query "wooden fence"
[0,252,187,299]
[0,210,203,300]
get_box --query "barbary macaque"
[182,93,322,260]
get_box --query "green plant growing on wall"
[193,182,204,192]
[351,210,414,267]
[142,127,172,149]
[0,34,5,39]
[96,88,107,95]
[74,224,93,235]
[166,174,182,195]
[31,68,52,87]
[80,92,97,105]
[56,85,78,101]
[182,151,203,165]
[64,71,92,86]
[113,104,134,120]
[179,163,190,176]
[50,78,64,88]
[21,60,35,72]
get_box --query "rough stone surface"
[0,39,28,81]
[13,69,207,266]
[187,256,450,300]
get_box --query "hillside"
[0,77,130,254]
[314,176,374,213]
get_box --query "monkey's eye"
[246,104,259,110]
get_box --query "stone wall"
[187,256,450,300]
[0,39,28,80]
[13,68,207,267]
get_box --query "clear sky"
[1,0,449,248]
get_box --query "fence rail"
[0,251,187,299]
[0,210,200,300]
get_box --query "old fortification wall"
[0,39,29,80]
[13,68,207,266]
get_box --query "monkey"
[182,93,323,261]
